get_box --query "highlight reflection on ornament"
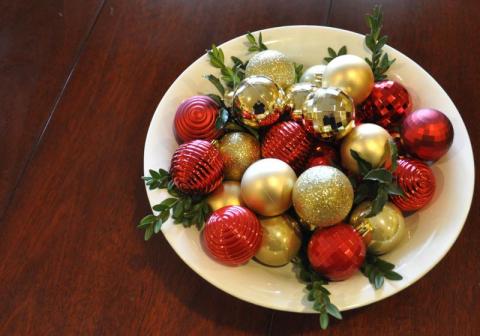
[245,50,296,89]
[285,82,317,121]
[299,64,326,87]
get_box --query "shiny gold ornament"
[241,158,297,217]
[350,201,406,255]
[340,123,393,174]
[245,50,296,89]
[292,166,353,228]
[218,132,261,180]
[285,82,317,121]
[206,181,244,211]
[223,90,234,108]
[302,87,355,140]
[232,76,285,128]
[255,214,302,266]
[299,64,326,87]
[323,54,374,104]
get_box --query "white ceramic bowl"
[144,26,475,312]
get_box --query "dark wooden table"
[1,1,478,335]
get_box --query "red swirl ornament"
[401,108,454,161]
[261,121,312,173]
[173,96,222,144]
[308,224,366,281]
[357,80,412,129]
[202,206,262,266]
[306,143,339,169]
[391,158,435,212]
[170,140,223,195]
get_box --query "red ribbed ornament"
[358,80,412,128]
[170,140,223,195]
[262,121,312,173]
[401,108,454,161]
[306,143,339,169]
[308,224,366,281]
[391,158,435,212]
[202,206,262,266]
[173,96,222,143]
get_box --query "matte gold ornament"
[218,132,261,180]
[299,64,326,87]
[302,87,355,140]
[350,201,406,255]
[245,50,296,89]
[232,76,285,128]
[241,158,297,217]
[206,181,244,212]
[340,123,393,174]
[323,54,374,104]
[255,214,302,267]
[285,82,317,121]
[292,166,353,228]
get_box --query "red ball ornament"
[173,96,222,143]
[308,224,366,281]
[391,158,435,212]
[170,140,223,195]
[203,206,262,266]
[262,121,312,173]
[401,108,454,161]
[306,143,339,169]
[358,80,412,128]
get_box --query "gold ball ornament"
[286,82,317,121]
[206,181,244,212]
[245,50,296,89]
[302,87,355,140]
[340,123,393,174]
[241,158,297,217]
[255,214,302,267]
[292,166,353,228]
[218,132,261,180]
[233,76,285,128]
[223,90,234,108]
[299,64,326,87]
[323,54,374,104]
[350,201,406,255]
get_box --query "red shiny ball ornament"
[173,96,222,143]
[391,158,435,212]
[358,80,412,128]
[306,143,339,169]
[170,140,223,195]
[308,224,366,281]
[262,121,313,173]
[203,206,262,266]
[401,108,454,161]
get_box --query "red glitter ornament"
[358,80,412,128]
[170,140,223,195]
[306,143,339,169]
[173,96,222,143]
[262,121,312,173]
[401,108,454,161]
[391,158,435,212]
[308,224,366,281]
[202,206,262,266]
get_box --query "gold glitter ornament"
[292,166,353,228]
[285,82,317,121]
[245,50,296,89]
[232,76,285,128]
[350,201,406,255]
[340,123,393,175]
[255,214,302,267]
[218,132,261,181]
[299,64,326,87]
[206,181,244,211]
[323,54,374,104]
[241,158,297,217]
[302,87,355,140]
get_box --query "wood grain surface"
[0,0,478,335]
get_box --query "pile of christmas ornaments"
[169,49,454,281]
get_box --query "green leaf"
[350,150,373,175]
[154,219,163,234]
[374,273,385,289]
[152,204,168,212]
[364,168,393,184]
[375,258,395,271]
[161,198,178,208]
[326,303,342,320]
[160,210,170,223]
[384,271,403,280]
[338,45,347,55]
[207,94,224,107]
[139,214,156,227]
[246,32,256,44]
[367,185,388,217]
[215,108,230,130]
[149,169,161,179]
[144,224,154,241]
[206,74,225,96]
[320,313,329,330]
[385,182,404,196]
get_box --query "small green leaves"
[324,45,347,63]
[364,5,396,80]
[206,45,246,92]
[293,62,304,83]
[350,150,373,175]
[206,74,225,96]
[142,169,169,190]
[215,108,230,130]
[361,254,403,289]
[364,168,393,184]
[246,32,268,52]
[207,44,225,68]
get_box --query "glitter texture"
[245,50,296,89]
[218,132,261,181]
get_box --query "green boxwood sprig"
[246,32,268,52]
[324,46,347,63]
[361,254,403,289]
